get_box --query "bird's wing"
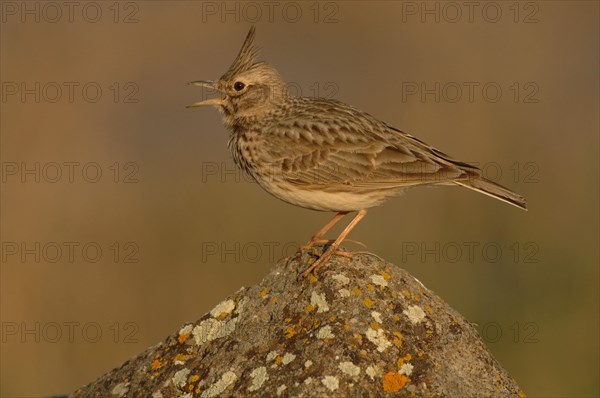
[259,101,472,191]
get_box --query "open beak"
[186,80,224,108]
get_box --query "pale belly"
[255,178,404,212]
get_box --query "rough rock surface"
[71,249,524,397]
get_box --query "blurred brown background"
[1,1,598,397]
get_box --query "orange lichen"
[217,312,230,319]
[363,298,375,308]
[259,288,269,297]
[173,353,187,363]
[382,269,392,280]
[178,333,190,343]
[274,356,283,364]
[426,305,433,314]
[392,332,403,348]
[370,322,380,330]
[382,372,409,392]
[519,391,527,398]
[285,326,298,338]
[367,284,374,291]
[151,360,162,370]
[352,287,361,296]
[402,290,411,299]
[271,297,278,303]
[397,353,411,367]
[190,374,200,383]
[306,304,315,312]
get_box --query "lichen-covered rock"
[71,249,524,397]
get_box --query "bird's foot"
[291,239,332,262]
[300,243,354,278]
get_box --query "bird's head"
[188,27,287,125]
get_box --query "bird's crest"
[221,26,261,80]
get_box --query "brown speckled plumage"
[188,27,526,276]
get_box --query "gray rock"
[71,249,524,398]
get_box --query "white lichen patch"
[178,324,193,336]
[282,353,296,365]
[151,391,164,398]
[370,274,389,288]
[210,299,235,318]
[179,394,192,398]
[200,371,237,398]
[266,350,279,362]
[193,317,238,346]
[304,360,313,368]
[403,305,426,324]
[248,367,268,392]
[322,376,339,392]
[311,291,330,313]
[332,273,350,285]
[111,382,129,396]
[366,327,391,352]
[371,311,383,323]
[338,288,351,298]
[338,361,360,377]
[399,363,414,376]
[366,365,377,380]
[276,385,287,396]
[172,368,190,388]
[304,377,313,385]
[316,325,335,339]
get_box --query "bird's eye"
[234,81,245,91]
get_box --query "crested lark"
[188,27,527,277]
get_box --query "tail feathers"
[455,177,527,211]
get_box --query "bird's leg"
[298,211,349,252]
[301,209,367,278]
